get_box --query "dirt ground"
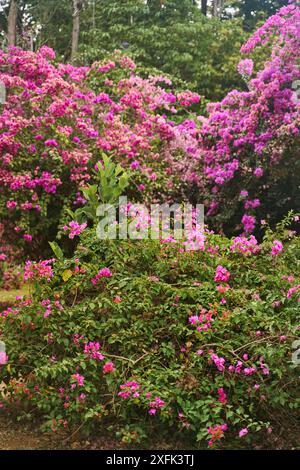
[0,416,199,450]
[1,412,300,450]
[0,415,63,450]
[0,414,129,450]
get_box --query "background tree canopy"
[0,0,291,99]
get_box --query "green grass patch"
[0,286,30,304]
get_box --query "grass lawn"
[0,286,30,305]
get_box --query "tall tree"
[212,0,224,18]
[7,0,17,46]
[147,0,164,15]
[201,0,207,16]
[78,0,246,100]
[1,0,73,54]
[28,0,73,57]
[227,0,290,29]
[71,0,84,62]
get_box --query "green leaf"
[49,241,64,260]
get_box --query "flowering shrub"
[0,213,299,447]
[1,6,300,259]
[0,8,300,449]
[198,4,300,234]
[0,48,201,256]
[63,221,87,239]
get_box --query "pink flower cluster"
[207,424,228,447]
[215,355,268,377]
[91,267,112,285]
[117,382,165,416]
[103,361,115,374]
[72,373,85,387]
[177,90,200,107]
[148,396,165,415]
[39,298,63,318]
[0,306,20,318]
[239,428,248,438]
[118,381,140,399]
[83,341,104,361]
[217,387,227,404]
[287,284,300,302]
[0,352,8,365]
[271,240,283,256]
[210,353,226,372]
[237,59,254,77]
[24,259,55,282]
[242,215,256,234]
[230,235,261,256]
[2,6,299,243]
[189,308,214,333]
[214,265,230,283]
[63,221,87,239]
[0,47,202,247]
[199,4,300,232]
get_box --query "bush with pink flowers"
[1,5,300,261]
[0,213,299,447]
[197,4,300,234]
[1,5,300,450]
[0,48,202,257]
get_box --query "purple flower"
[237,59,254,77]
[0,352,8,365]
[254,167,264,178]
[239,428,248,438]
[44,139,58,147]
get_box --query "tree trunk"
[29,31,34,52]
[71,0,82,63]
[92,0,96,29]
[212,0,224,18]
[7,0,18,47]
[201,0,207,16]
[147,0,163,15]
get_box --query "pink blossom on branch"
[91,267,112,285]
[0,352,8,365]
[103,361,115,374]
[271,240,283,256]
[63,221,87,239]
[214,265,230,283]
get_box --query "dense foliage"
[0,4,300,450]
[226,1,290,30]
[197,4,300,234]
[0,0,248,100]
[1,213,299,447]
[78,0,247,100]
[0,47,202,259]
[1,1,291,100]
[1,4,299,263]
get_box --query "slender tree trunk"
[71,0,82,63]
[29,31,34,52]
[212,0,224,18]
[92,0,96,29]
[201,0,207,16]
[147,0,163,15]
[7,0,18,46]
